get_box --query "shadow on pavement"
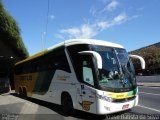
[10,93,106,120]
[10,93,160,120]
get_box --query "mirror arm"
[129,54,145,69]
[78,51,102,69]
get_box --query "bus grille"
[112,96,136,103]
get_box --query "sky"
[3,0,160,56]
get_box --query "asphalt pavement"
[137,75,160,87]
[0,85,160,120]
[138,86,160,112]
[137,75,160,83]
[0,76,160,120]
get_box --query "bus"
[0,57,11,93]
[14,39,145,115]
[0,74,10,93]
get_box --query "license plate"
[122,104,129,109]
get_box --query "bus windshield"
[91,46,136,92]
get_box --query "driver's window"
[82,61,94,86]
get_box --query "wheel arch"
[61,91,75,109]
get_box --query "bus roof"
[48,39,124,50]
[15,39,124,65]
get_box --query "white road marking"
[138,105,160,113]
[139,92,160,96]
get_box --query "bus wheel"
[61,93,74,116]
[19,87,23,96]
[22,87,27,99]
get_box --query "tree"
[129,43,160,75]
[0,0,29,89]
[0,0,28,60]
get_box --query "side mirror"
[129,54,145,69]
[78,51,102,69]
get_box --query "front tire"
[61,93,74,116]
[19,87,23,96]
[22,87,27,99]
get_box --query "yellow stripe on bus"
[105,90,136,99]
[15,50,47,65]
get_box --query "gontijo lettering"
[20,75,32,81]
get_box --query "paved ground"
[137,76,160,83]
[0,85,160,120]
[0,75,159,120]
[137,86,160,114]
[137,75,160,87]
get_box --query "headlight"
[96,93,114,102]
[108,97,113,102]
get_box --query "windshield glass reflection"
[91,46,136,92]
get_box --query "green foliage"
[129,43,160,74]
[0,1,28,59]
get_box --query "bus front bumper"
[96,95,139,115]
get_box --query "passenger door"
[78,55,97,113]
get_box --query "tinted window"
[15,47,71,75]
[46,47,71,72]
[67,44,90,81]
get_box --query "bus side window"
[46,48,71,73]
[82,61,94,86]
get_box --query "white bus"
[14,39,145,115]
